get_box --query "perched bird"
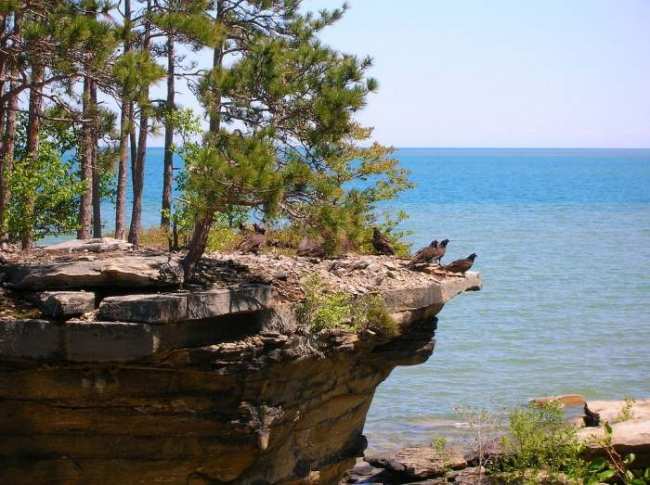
[408,240,438,267]
[444,253,477,275]
[583,403,600,427]
[372,227,395,256]
[435,239,450,265]
[297,237,326,258]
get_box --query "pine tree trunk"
[77,76,93,240]
[127,1,152,247]
[114,0,131,240]
[21,62,44,250]
[0,14,7,154]
[183,2,224,278]
[129,102,137,169]
[0,13,19,240]
[127,104,147,246]
[0,80,17,240]
[91,81,101,238]
[182,211,214,282]
[161,34,175,229]
[115,100,130,240]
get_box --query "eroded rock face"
[0,250,481,485]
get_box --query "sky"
[156,0,650,148]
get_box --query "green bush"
[297,275,398,336]
[498,402,587,481]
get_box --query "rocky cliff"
[0,240,480,485]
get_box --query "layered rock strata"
[0,247,480,485]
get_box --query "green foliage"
[492,402,650,484]
[6,116,83,240]
[586,420,650,485]
[615,397,636,423]
[113,50,166,104]
[177,1,412,268]
[505,402,585,474]
[297,274,398,336]
[354,293,400,337]
[498,402,586,481]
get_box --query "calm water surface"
[103,147,650,451]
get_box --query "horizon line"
[146,145,650,150]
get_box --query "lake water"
[103,147,650,452]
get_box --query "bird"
[435,239,450,265]
[408,240,438,267]
[444,253,477,275]
[583,403,600,427]
[372,227,395,256]
[297,237,326,258]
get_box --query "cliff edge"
[0,242,480,485]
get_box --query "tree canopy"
[0,0,412,280]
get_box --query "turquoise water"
[103,147,650,451]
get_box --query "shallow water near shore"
[76,147,650,453]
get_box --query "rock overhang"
[0,248,481,484]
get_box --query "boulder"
[38,291,95,319]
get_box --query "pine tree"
[115,0,133,240]
[127,0,165,246]
[179,1,411,278]
[149,0,215,233]
[0,10,20,240]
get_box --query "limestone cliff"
[0,244,480,485]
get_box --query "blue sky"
[160,0,650,148]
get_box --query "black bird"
[583,403,600,427]
[297,237,326,258]
[372,227,395,256]
[444,253,477,275]
[435,239,450,265]
[408,240,438,267]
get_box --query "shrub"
[353,293,400,337]
[615,396,636,423]
[297,275,398,336]
[498,402,586,481]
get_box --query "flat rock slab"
[43,238,133,254]
[366,446,468,480]
[98,285,272,324]
[579,399,650,467]
[382,272,481,313]
[583,399,650,424]
[38,291,95,319]
[5,255,178,290]
[0,319,158,362]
